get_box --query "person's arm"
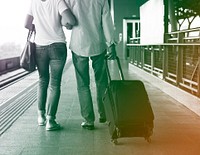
[107,43,117,60]
[102,0,117,59]
[24,0,35,31]
[24,14,35,31]
[61,9,77,30]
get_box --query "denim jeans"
[72,51,108,123]
[35,43,67,120]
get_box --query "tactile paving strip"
[0,83,37,135]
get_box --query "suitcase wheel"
[111,139,118,145]
[145,136,151,143]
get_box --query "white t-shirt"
[65,0,115,57]
[28,0,68,45]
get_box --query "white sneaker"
[38,116,46,126]
[81,121,94,130]
[46,120,61,131]
[38,110,46,126]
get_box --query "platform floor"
[1,58,200,155]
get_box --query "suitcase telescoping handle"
[105,56,125,82]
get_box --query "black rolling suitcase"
[103,57,154,144]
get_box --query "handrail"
[127,43,200,46]
[167,27,200,34]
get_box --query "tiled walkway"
[1,59,200,155]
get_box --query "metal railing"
[166,27,200,44]
[0,57,20,75]
[127,43,200,97]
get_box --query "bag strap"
[27,29,36,42]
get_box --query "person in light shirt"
[65,0,117,130]
[24,0,77,131]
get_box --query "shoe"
[99,118,106,123]
[38,116,46,126]
[46,120,61,131]
[38,110,46,126]
[81,121,95,130]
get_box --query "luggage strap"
[105,56,125,82]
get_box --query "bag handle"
[27,29,36,42]
[105,56,125,82]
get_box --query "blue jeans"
[35,43,67,119]
[72,51,108,123]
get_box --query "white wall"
[140,0,164,44]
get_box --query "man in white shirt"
[65,0,116,130]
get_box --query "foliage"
[174,0,200,19]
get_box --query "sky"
[0,0,72,59]
[0,1,30,46]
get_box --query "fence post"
[129,46,133,64]
[197,57,200,97]
[176,45,183,86]
[163,45,168,80]
[151,45,154,75]
[141,46,144,69]
[136,46,140,67]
